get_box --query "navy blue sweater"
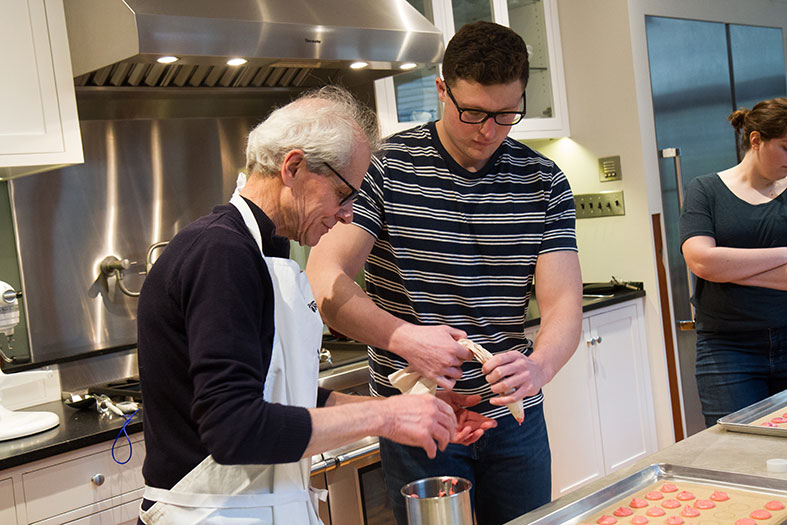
[138,198,331,491]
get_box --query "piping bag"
[387,339,524,424]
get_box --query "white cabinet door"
[590,303,657,473]
[542,299,656,499]
[374,0,569,139]
[542,318,605,499]
[0,477,16,525]
[0,0,82,174]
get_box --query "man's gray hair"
[245,85,380,177]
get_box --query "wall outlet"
[574,191,625,219]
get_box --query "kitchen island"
[512,423,787,524]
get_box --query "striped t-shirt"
[352,122,577,419]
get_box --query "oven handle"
[311,438,380,475]
[310,456,336,475]
[335,439,380,467]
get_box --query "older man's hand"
[379,394,458,458]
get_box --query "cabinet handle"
[586,336,602,346]
[91,473,105,486]
[595,336,602,344]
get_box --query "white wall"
[532,0,787,449]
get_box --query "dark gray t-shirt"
[679,173,787,331]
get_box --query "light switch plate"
[599,156,622,182]
[574,191,625,219]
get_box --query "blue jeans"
[379,402,551,525]
[695,327,787,428]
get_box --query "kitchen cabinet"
[374,0,569,139]
[542,299,658,499]
[2,435,144,524]
[0,477,16,525]
[0,0,83,178]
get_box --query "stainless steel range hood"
[63,0,444,90]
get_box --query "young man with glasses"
[307,21,582,525]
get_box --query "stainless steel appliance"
[88,376,142,402]
[401,476,473,525]
[313,353,396,525]
[10,99,274,368]
[644,16,786,436]
[63,0,444,84]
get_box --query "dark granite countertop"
[0,288,645,471]
[0,398,143,471]
[525,287,645,327]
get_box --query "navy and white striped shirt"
[352,122,577,418]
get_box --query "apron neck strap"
[230,193,263,254]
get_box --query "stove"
[89,377,143,402]
[86,340,366,402]
[319,340,368,371]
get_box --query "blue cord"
[111,408,140,465]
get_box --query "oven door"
[314,359,397,524]
[312,437,395,525]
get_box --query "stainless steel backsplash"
[8,86,373,372]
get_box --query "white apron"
[140,190,324,524]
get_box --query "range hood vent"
[74,61,396,90]
[64,0,445,89]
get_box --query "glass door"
[387,0,495,129]
[376,0,569,138]
[506,0,554,119]
[501,0,569,138]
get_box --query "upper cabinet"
[374,0,569,139]
[0,0,83,179]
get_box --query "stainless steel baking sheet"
[527,463,787,525]
[718,390,787,438]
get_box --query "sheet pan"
[717,390,787,438]
[527,463,787,524]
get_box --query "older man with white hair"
[136,86,495,525]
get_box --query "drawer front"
[0,477,16,525]
[61,496,142,525]
[23,440,144,523]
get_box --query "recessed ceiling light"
[350,61,368,70]
[157,56,179,64]
[400,62,417,70]
[227,58,248,66]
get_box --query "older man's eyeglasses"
[444,83,527,126]
[323,161,359,206]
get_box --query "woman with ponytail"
[679,97,787,428]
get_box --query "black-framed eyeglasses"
[323,161,359,206]
[444,83,527,126]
